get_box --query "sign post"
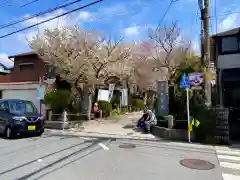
[180,73,191,143]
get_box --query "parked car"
[0,99,44,138]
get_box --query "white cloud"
[78,11,93,21]
[101,3,129,17]
[123,25,140,36]
[18,9,76,41]
[191,39,200,55]
[218,13,240,32]
[0,53,13,68]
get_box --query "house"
[0,52,54,113]
[210,27,240,140]
[211,27,240,107]
[0,63,11,75]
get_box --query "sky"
[0,0,240,68]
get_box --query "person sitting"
[137,107,157,133]
[91,102,100,119]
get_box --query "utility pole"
[199,0,211,106]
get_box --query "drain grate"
[180,159,215,170]
[118,143,136,149]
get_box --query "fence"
[45,110,97,130]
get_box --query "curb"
[45,129,162,142]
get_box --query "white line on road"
[98,143,109,150]
[216,149,240,156]
[222,173,240,180]
[220,162,240,170]
[217,154,240,161]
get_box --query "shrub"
[131,98,144,110]
[44,89,72,113]
[97,100,112,117]
[110,109,121,116]
[192,105,216,143]
[121,107,128,114]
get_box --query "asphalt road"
[0,132,224,180]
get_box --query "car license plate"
[28,125,36,131]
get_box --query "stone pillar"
[166,115,174,128]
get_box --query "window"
[221,36,239,53]
[8,101,37,114]
[44,64,56,79]
[19,63,34,71]
[0,102,8,110]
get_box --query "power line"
[0,0,14,9]
[20,0,40,8]
[157,0,179,28]
[0,0,84,30]
[0,0,104,39]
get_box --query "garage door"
[2,89,40,112]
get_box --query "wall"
[0,54,46,83]
[0,82,45,113]
[11,55,46,82]
[218,54,240,69]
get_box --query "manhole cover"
[118,143,136,149]
[180,159,215,170]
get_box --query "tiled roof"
[8,52,37,58]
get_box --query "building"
[0,63,11,75]
[211,27,240,140]
[211,28,240,107]
[0,52,54,113]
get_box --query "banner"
[120,89,128,106]
[36,86,45,100]
[108,84,115,101]
[97,89,110,102]
[157,81,169,115]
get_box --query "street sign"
[180,73,190,89]
[188,124,192,132]
[180,73,191,143]
[189,72,203,87]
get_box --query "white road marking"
[98,143,109,150]
[222,173,240,180]
[220,162,240,170]
[216,147,240,180]
[216,149,240,156]
[218,155,240,161]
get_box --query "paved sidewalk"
[48,112,158,140]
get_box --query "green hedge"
[131,98,144,110]
[97,100,112,117]
[44,89,72,113]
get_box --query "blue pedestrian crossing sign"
[180,73,190,89]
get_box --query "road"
[0,132,231,180]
